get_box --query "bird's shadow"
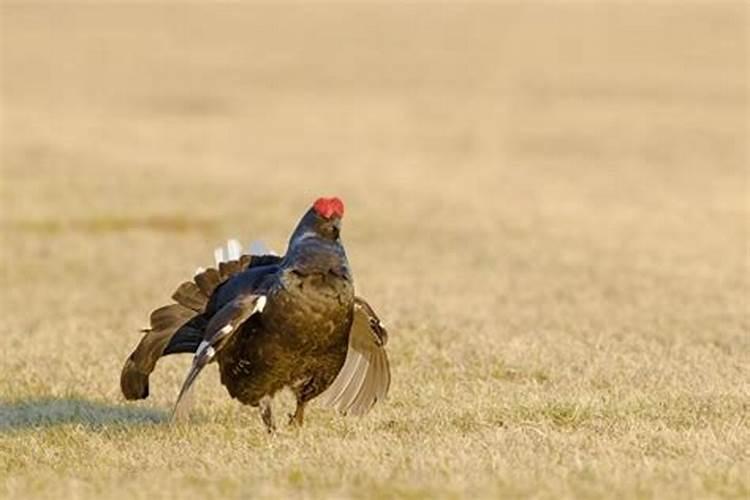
[0,397,168,432]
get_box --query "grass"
[1,2,748,499]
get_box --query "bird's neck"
[285,237,351,279]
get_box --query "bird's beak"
[331,218,342,238]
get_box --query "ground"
[0,2,748,499]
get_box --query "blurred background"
[2,1,745,341]
[0,2,747,498]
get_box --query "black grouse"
[121,197,390,430]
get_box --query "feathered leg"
[288,401,306,427]
[259,396,275,433]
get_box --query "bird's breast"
[260,269,354,349]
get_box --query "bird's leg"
[288,377,313,427]
[259,395,275,433]
[288,401,306,427]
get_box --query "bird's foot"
[287,402,305,427]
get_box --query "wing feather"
[318,350,363,408]
[335,351,370,410]
[349,347,385,416]
[374,347,391,402]
[172,294,267,421]
[318,297,390,416]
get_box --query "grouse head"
[289,196,345,245]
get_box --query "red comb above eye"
[313,197,345,219]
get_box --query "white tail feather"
[226,239,242,260]
[211,239,276,266]
[248,240,269,256]
[213,247,225,266]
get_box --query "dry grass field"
[1,2,748,499]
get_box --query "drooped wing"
[318,297,390,416]
[172,293,267,421]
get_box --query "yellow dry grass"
[1,2,748,499]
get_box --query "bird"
[120,197,390,431]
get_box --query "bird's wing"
[172,293,267,422]
[120,239,281,401]
[318,296,390,416]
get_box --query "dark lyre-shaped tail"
[121,249,271,400]
[121,303,198,400]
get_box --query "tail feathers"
[215,238,242,265]
[123,239,280,402]
[171,254,254,313]
[171,282,207,312]
[249,240,274,256]
[218,258,247,280]
[163,318,207,355]
[121,304,195,400]
[226,239,242,260]
[194,268,221,297]
[121,255,253,401]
